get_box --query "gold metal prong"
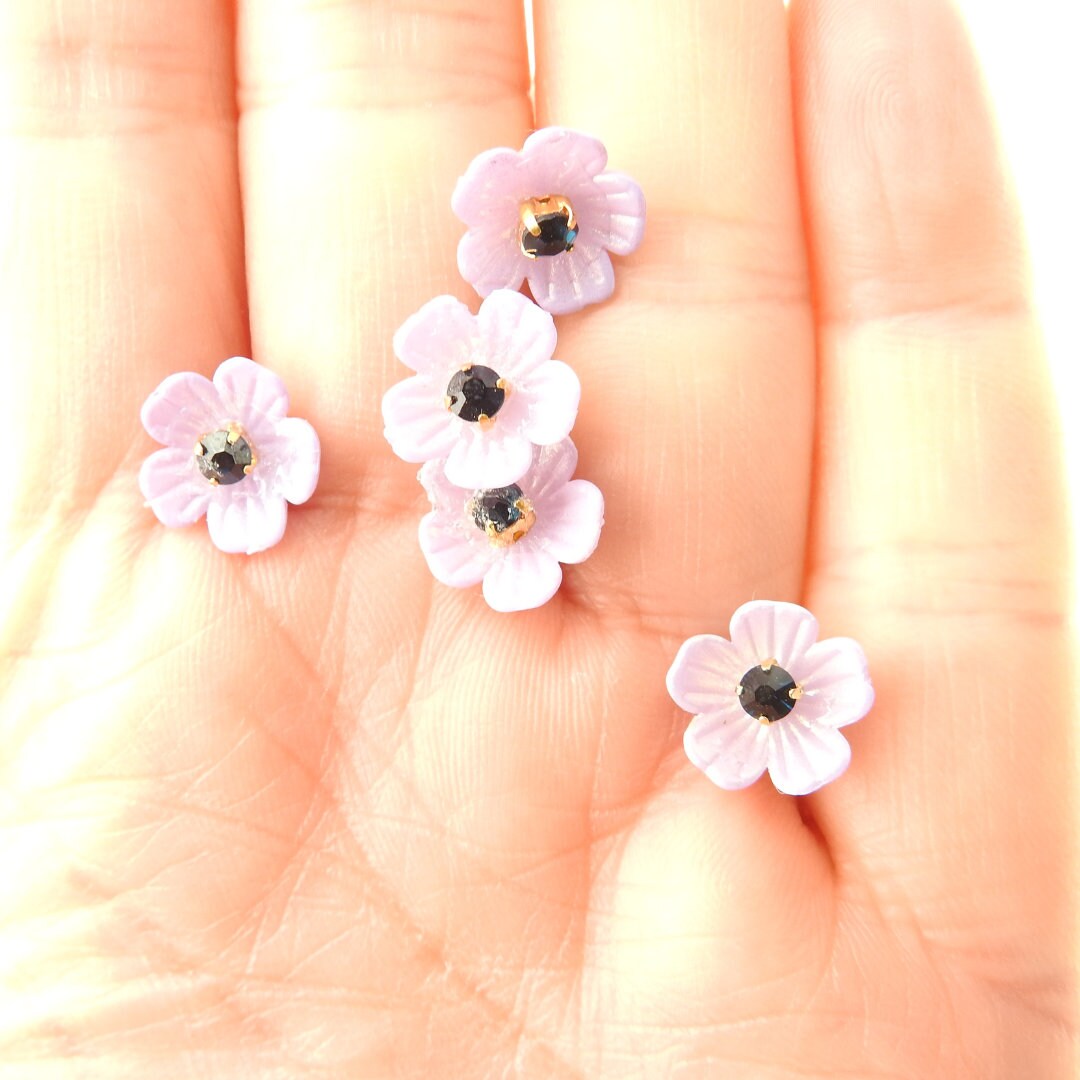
[521,206,542,237]
[226,429,239,445]
[735,685,744,696]
[761,658,776,671]
[194,441,205,455]
[243,465,253,475]
[789,686,803,701]
[759,715,770,726]
[444,395,453,410]
[478,414,493,430]
[209,477,219,486]
[555,196,576,231]
[495,378,507,391]
[461,364,472,373]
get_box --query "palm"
[0,0,1072,1076]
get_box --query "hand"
[0,0,1072,1076]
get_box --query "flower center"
[445,364,506,424]
[470,484,536,548]
[195,425,255,486]
[519,195,578,258]
[737,662,801,723]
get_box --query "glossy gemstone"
[520,198,578,258]
[446,365,505,423]
[471,484,525,535]
[738,664,798,723]
[195,428,253,486]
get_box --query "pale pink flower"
[383,290,581,489]
[452,127,645,315]
[667,601,874,795]
[138,357,320,555]
[418,439,603,613]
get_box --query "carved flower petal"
[535,479,603,565]
[213,357,289,443]
[138,447,212,527]
[444,428,534,489]
[268,417,321,505]
[666,634,747,716]
[525,245,615,315]
[140,371,224,448]
[392,296,481,376]
[482,545,563,613]
[683,706,770,791]
[206,492,288,555]
[728,600,821,672]
[382,375,458,464]
[766,722,852,796]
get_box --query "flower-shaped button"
[452,127,646,315]
[383,290,581,489]
[667,601,874,795]
[139,357,320,554]
[418,438,603,613]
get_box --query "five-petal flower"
[666,601,874,795]
[452,127,646,315]
[383,290,581,489]
[138,356,320,554]
[418,439,603,612]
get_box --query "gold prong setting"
[194,422,256,486]
[445,364,508,424]
[468,485,537,548]
[518,195,578,259]
[737,659,802,724]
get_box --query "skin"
[0,0,1074,1076]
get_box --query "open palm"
[1,0,1073,1076]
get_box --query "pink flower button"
[667,601,874,795]
[418,439,603,613]
[452,128,646,315]
[138,357,320,554]
[383,290,581,489]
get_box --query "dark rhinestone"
[738,664,799,723]
[195,428,253,486]
[521,211,578,258]
[446,365,505,423]
[471,485,525,535]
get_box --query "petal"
[140,371,224,448]
[418,511,491,589]
[206,493,288,555]
[521,128,608,190]
[482,545,563,613]
[213,357,289,443]
[382,375,458,464]
[451,146,525,228]
[268,417,321,505]
[419,458,465,512]
[592,171,647,255]
[445,429,533,489]
[766,722,852,796]
[138,448,212,528]
[535,479,603,565]
[517,361,580,447]
[474,289,558,379]
[728,600,820,671]
[683,707,770,791]
[789,638,875,729]
[526,246,615,315]
[522,438,579,500]
[666,634,746,715]
[392,296,479,376]
[457,227,527,299]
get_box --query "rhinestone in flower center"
[195,425,255,486]
[469,484,536,548]
[445,364,506,425]
[519,195,578,259]
[737,661,802,723]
